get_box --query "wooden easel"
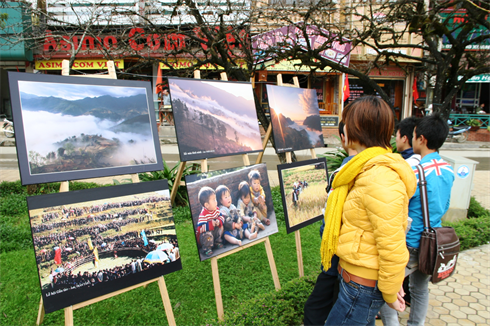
[269,75,316,278]
[36,60,176,326]
[171,71,280,321]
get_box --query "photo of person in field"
[278,158,329,233]
[186,164,278,261]
[26,181,181,313]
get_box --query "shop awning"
[465,74,490,83]
[159,59,246,70]
[35,59,124,70]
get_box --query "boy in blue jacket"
[382,113,454,325]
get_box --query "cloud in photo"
[299,89,319,116]
[18,81,146,101]
[169,81,261,144]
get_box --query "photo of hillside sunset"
[266,85,324,153]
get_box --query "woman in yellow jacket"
[322,96,417,326]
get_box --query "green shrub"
[0,193,28,216]
[206,274,317,326]
[139,160,201,206]
[0,214,32,253]
[467,196,490,218]
[0,180,25,196]
[443,215,490,250]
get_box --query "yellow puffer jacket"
[337,153,417,303]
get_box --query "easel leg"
[256,124,273,164]
[131,173,140,183]
[295,230,304,277]
[59,181,69,192]
[36,297,45,325]
[211,257,224,321]
[310,148,317,159]
[158,276,176,326]
[264,237,281,290]
[170,162,186,204]
[64,306,74,326]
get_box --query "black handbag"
[416,164,460,284]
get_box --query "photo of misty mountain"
[168,78,263,161]
[17,80,158,175]
[266,85,324,153]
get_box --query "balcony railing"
[45,0,251,26]
[450,114,490,129]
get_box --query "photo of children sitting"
[186,164,278,261]
[217,185,258,247]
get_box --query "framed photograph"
[168,78,263,161]
[277,158,329,233]
[8,72,163,185]
[26,180,181,313]
[185,164,278,261]
[266,85,324,153]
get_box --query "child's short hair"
[414,113,449,150]
[396,117,420,147]
[238,181,251,198]
[198,187,215,207]
[248,169,261,182]
[215,185,230,205]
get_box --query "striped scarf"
[320,146,391,270]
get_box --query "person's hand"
[258,196,265,205]
[213,219,220,227]
[397,286,405,302]
[387,287,406,312]
[387,299,405,312]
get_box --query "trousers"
[324,275,385,326]
[303,272,339,326]
[379,247,431,326]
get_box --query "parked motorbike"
[447,120,470,143]
[2,118,14,138]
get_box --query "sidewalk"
[376,244,490,326]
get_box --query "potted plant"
[467,119,482,131]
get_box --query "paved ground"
[376,244,490,326]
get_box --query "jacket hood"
[364,153,417,198]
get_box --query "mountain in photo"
[303,115,322,132]
[172,98,255,157]
[109,114,152,135]
[20,93,148,122]
[270,108,324,152]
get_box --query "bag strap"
[416,164,431,229]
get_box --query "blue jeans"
[325,275,385,326]
[379,247,431,326]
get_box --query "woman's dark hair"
[342,96,394,149]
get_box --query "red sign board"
[40,27,248,59]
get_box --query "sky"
[18,81,147,101]
[266,85,320,123]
